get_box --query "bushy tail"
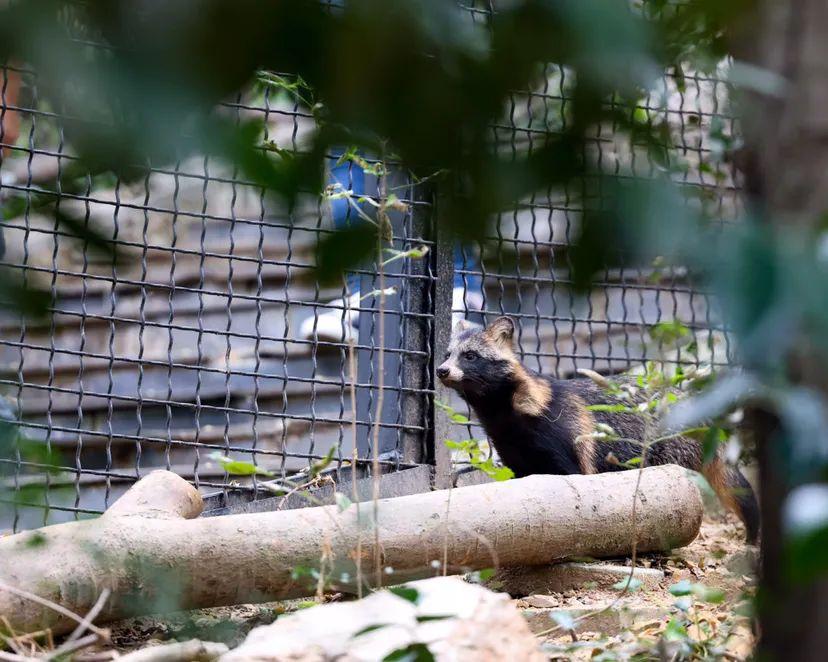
[702,459,760,544]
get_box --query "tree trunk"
[734,1,828,658]
[0,466,703,635]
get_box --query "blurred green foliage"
[0,0,747,247]
[0,2,749,494]
[4,0,828,614]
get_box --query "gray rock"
[221,576,545,661]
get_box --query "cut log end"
[104,471,203,520]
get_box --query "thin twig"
[72,652,117,662]
[441,485,452,577]
[64,589,111,644]
[371,148,388,589]
[446,519,500,571]
[45,633,101,661]
[344,278,363,598]
[620,439,651,594]
[0,617,25,656]
[315,534,333,602]
[326,185,379,226]
[0,639,24,658]
[388,168,446,192]
[274,476,328,511]
[0,580,108,639]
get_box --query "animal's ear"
[485,316,515,346]
[453,319,472,335]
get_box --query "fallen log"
[0,465,702,634]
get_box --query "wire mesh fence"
[0,63,436,530]
[0,3,741,532]
[456,60,740,377]
[429,3,742,480]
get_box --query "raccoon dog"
[437,316,760,543]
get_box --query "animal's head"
[436,316,518,398]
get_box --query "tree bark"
[0,466,703,635]
[734,1,828,658]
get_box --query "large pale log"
[0,466,702,634]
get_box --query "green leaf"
[291,566,319,581]
[314,223,378,286]
[734,599,755,618]
[353,623,390,638]
[488,465,515,482]
[550,610,575,631]
[668,580,725,603]
[585,404,630,413]
[209,452,274,477]
[309,445,336,479]
[415,614,452,623]
[388,586,420,604]
[649,320,690,346]
[383,643,435,662]
[692,584,725,604]
[434,400,453,413]
[728,61,788,98]
[382,245,429,266]
[673,596,693,612]
[632,107,649,124]
[466,568,496,584]
[611,576,642,592]
[53,206,120,258]
[0,272,51,319]
[668,579,694,596]
[701,426,728,464]
[335,492,353,513]
[664,617,689,642]
[594,423,617,436]
[435,400,472,425]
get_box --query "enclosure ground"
[528,513,755,659]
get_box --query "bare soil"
[529,512,756,660]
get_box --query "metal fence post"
[430,200,455,489]
[398,185,433,466]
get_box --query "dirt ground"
[529,512,757,660]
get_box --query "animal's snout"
[437,362,462,385]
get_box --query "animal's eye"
[462,351,479,361]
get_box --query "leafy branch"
[435,400,514,482]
